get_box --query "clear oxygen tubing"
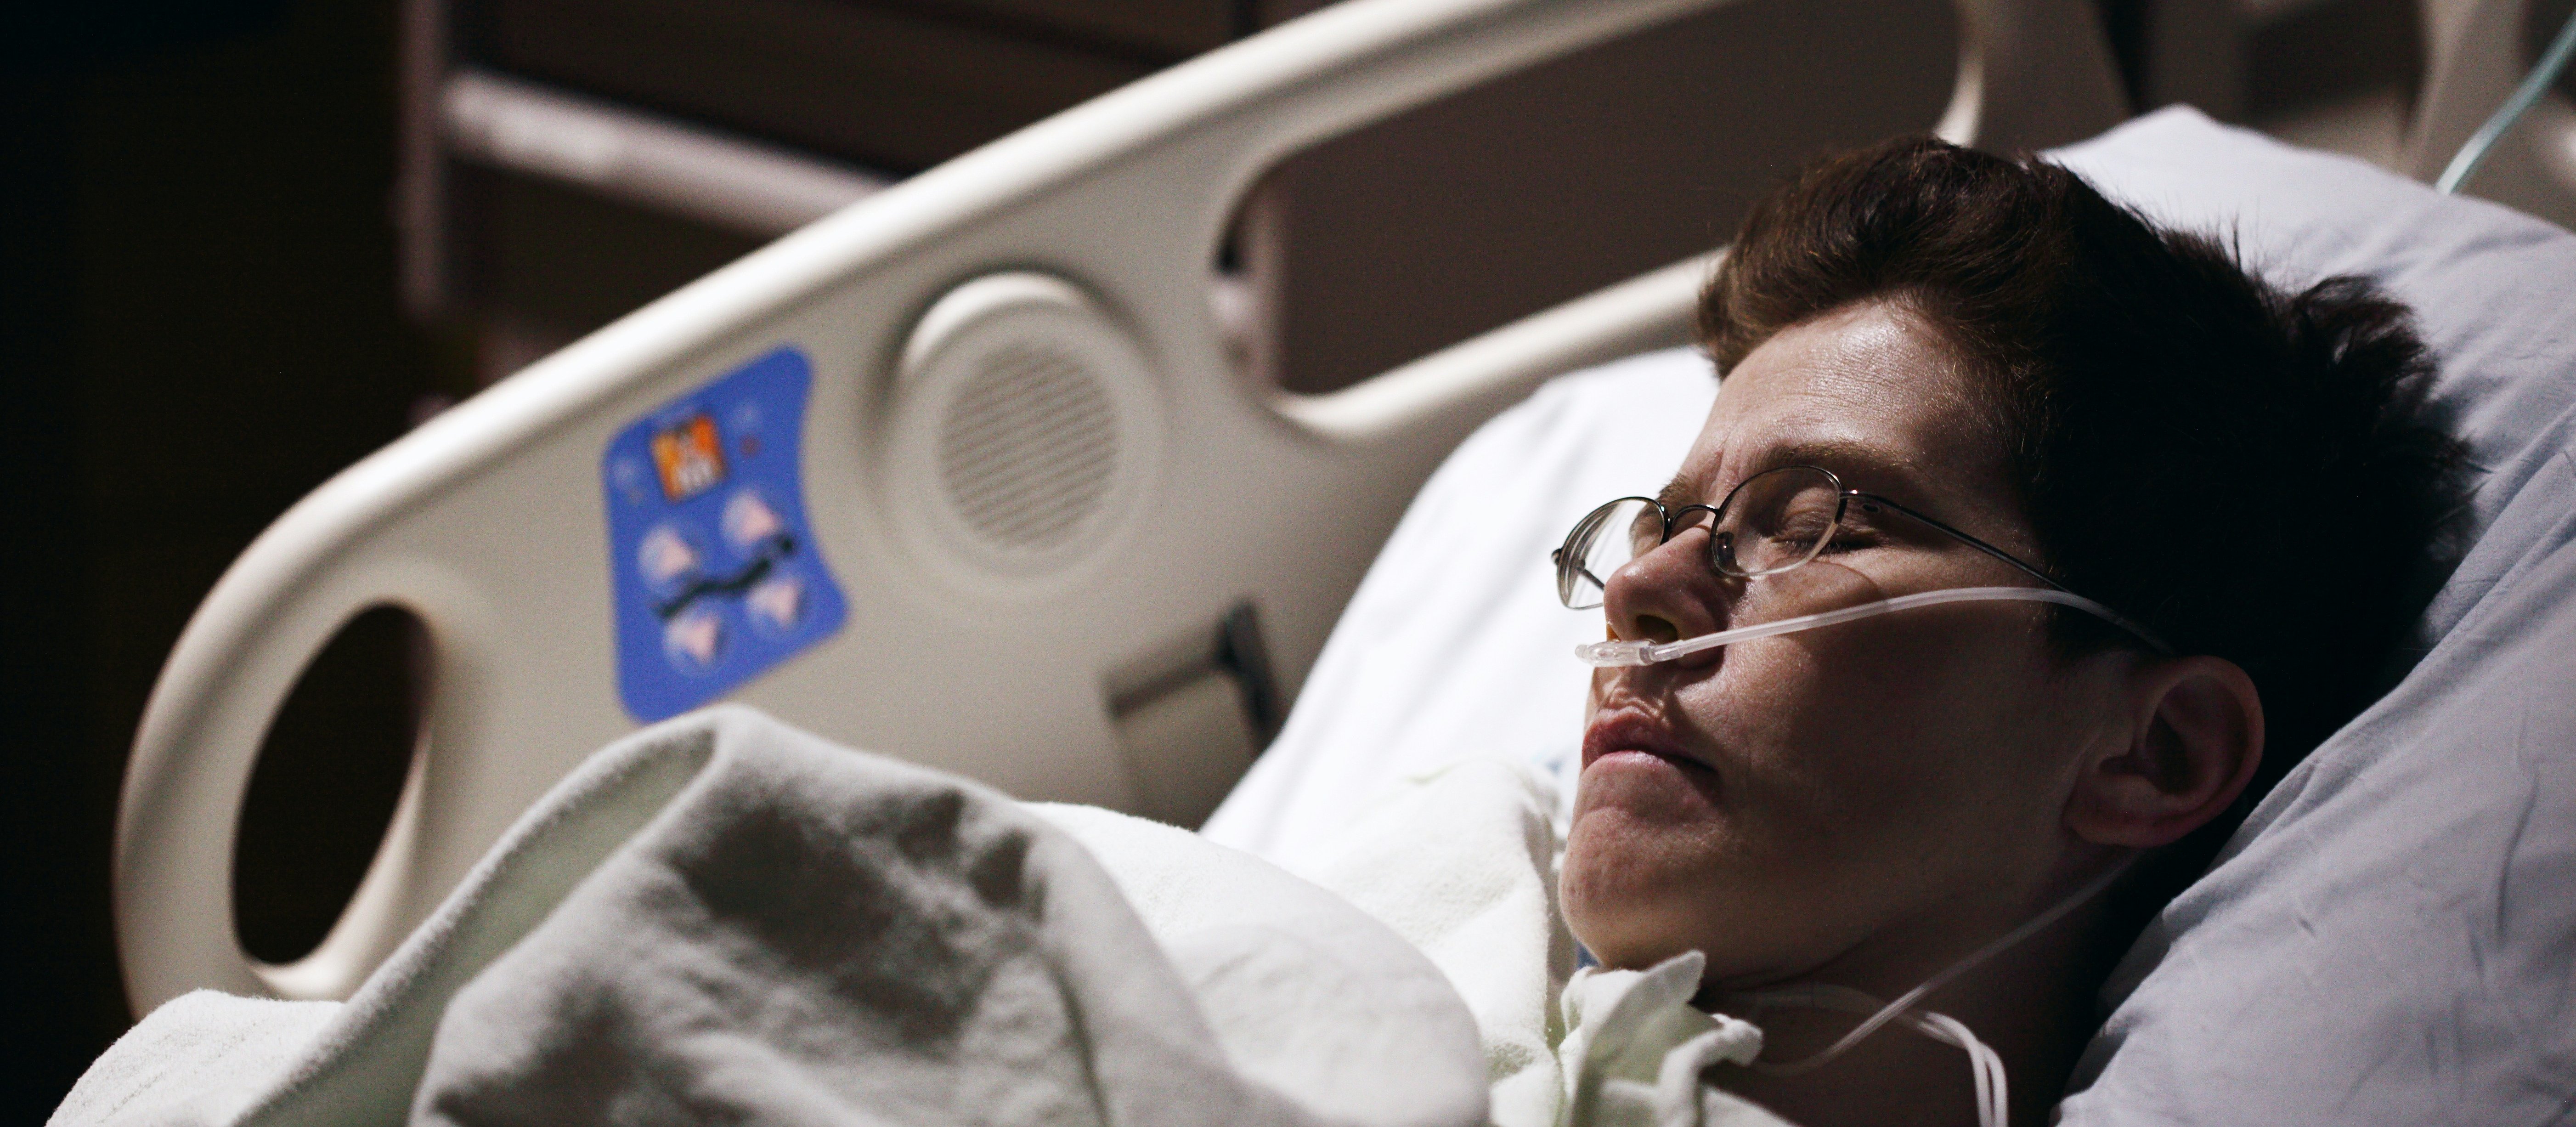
[1574,586,2156,668]
[2436,5,2576,194]
[1715,859,2138,1127]
[1729,985,2011,1127]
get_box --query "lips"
[1582,708,1715,774]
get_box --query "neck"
[1696,883,2122,1127]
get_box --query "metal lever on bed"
[114,0,2125,1015]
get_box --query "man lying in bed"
[1554,136,2461,1127]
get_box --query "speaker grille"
[937,344,1121,554]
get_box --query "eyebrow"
[1655,475,1699,511]
[1660,436,1931,508]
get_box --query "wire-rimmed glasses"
[1551,465,2172,662]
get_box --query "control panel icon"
[602,347,847,720]
[650,413,728,501]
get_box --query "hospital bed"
[114,0,2135,1013]
[110,0,2576,1119]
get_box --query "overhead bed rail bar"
[439,69,894,238]
[118,0,2124,1015]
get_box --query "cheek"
[1741,612,2067,833]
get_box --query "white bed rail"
[117,0,2122,1014]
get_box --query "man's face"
[1560,300,2113,988]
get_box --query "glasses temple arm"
[1851,492,2175,655]
[1549,547,1615,606]
[1851,493,2071,592]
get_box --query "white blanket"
[56,707,1785,1127]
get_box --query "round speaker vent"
[938,343,1120,554]
[884,273,1163,591]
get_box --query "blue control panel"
[602,346,847,721]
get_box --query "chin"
[1562,801,1823,981]
[1561,815,1730,972]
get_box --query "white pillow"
[2051,108,2576,1125]
[1209,106,2576,1122]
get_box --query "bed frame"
[115,0,2139,1014]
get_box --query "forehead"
[1681,301,2000,498]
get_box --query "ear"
[2066,656,2265,849]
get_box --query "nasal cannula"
[1575,586,2164,667]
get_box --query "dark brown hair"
[1700,136,2463,794]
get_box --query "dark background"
[5,1,468,1117]
[1,0,2442,1119]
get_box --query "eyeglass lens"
[1556,466,1846,610]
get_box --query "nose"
[1601,524,1733,650]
